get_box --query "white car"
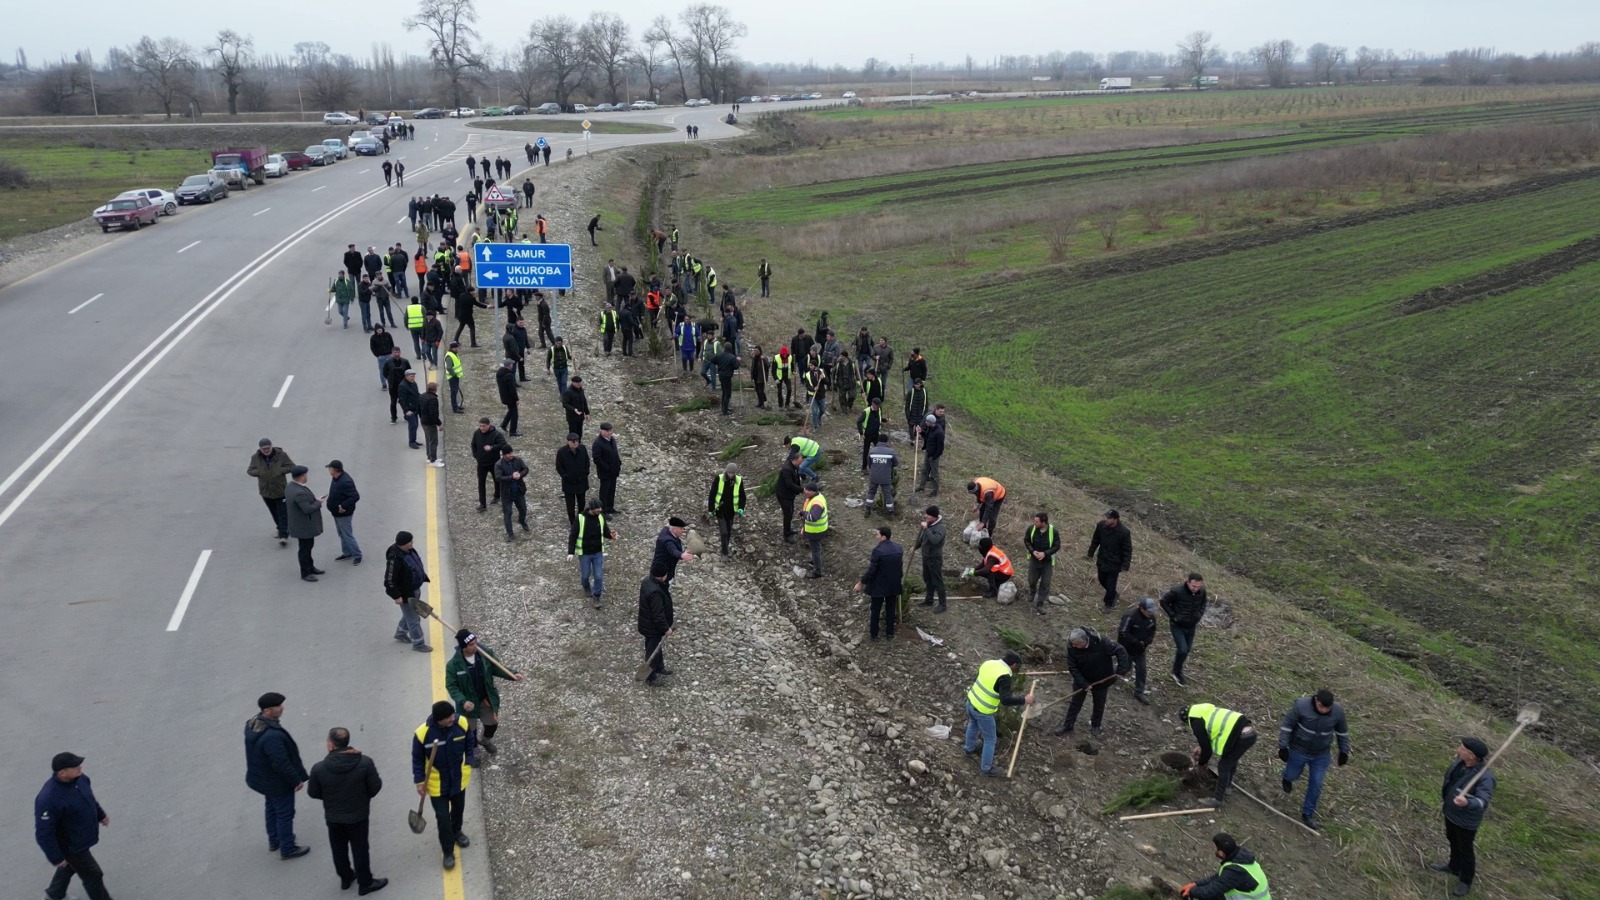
[630,100,657,111]
[263,154,290,178]
[387,114,404,123]
[447,107,476,118]
[107,188,178,216]
[346,130,372,149]
[572,104,589,113]
[842,91,857,99]
[322,111,359,125]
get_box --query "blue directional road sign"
[473,242,573,291]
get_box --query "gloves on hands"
[1277,746,1290,762]
[1338,751,1349,767]
[1180,883,1196,898]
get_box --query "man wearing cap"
[420,381,444,466]
[1116,599,1160,704]
[471,418,510,511]
[35,751,113,900]
[496,357,520,438]
[494,446,530,541]
[547,336,574,396]
[1178,832,1270,900]
[446,630,525,755]
[570,499,618,603]
[1056,627,1131,738]
[385,531,432,652]
[1181,702,1257,807]
[1023,512,1060,614]
[1087,510,1134,609]
[853,526,904,641]
[1278,688,1352,830]
[802,482,830,578]
[555,433,592,528]
[652,517,697,585]
[562,375,590,438]
[964,652,1034,776]
[1429,737,1495,896]
[286,466,326,582]
[706,463,748,555]
[592,423,623,515]
[904,376,928,430]
[914,413,944,497]
[306,727,387,895]
[967,477,1006,535]
[638,563,675,686]
[1160,573,1209,687]
[248,438,297,546]
[444,341,466,413]
[914,506,949,613]
[244,692,311,859]
[775,450,805,544]
[412,701,477,870]
[326,461,363,565]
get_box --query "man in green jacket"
[444,630,523,755]
[248,438,296,545]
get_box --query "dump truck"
[209,146,269,188]
[1099,77,1133,90]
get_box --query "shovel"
[636,634,668,681]
[410,597,519,680]
[1022,673,1125,720]
[1005,680,1039,778]
[1457,703,1541,799]
[408,741,439,833]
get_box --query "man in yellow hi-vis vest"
[412,701,476,870]
[1179,832,1272,899]
[963,652,1033,776]
[1181,703,1258,807]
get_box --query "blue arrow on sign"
[536,137,547,148]
[479,244,494,262]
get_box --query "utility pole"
[909,53,915,97]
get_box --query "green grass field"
[0,142,209,241]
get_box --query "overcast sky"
[12,0,1597,68]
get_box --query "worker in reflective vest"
[1182,703,1259,807]
[411,701,476,869]
[669,226,679,249]
[969,537,1014,599]
[801,482,828,578]
[1179,832,1272,900]
[963,651,1032,776]
[444,342,465,413]
[785,435,820,480]
[568,499,617,606]
[968,476,1007,535]
[1023,513,1060,613]
[773,347,794,408]
[705,463,747,556]
[405,300,426,357]
[598,305,619,355]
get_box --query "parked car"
[175,173,229,204]
[303,145,334,166]
[346,130,372,149]
[93,195,161,232]
[386,115,405,124]
[353,139,384,156]
[481,106,506,117]
[322,111,359,125]
[630,100,657,110]
[104,188,178,216]
[841,91,857,99]
[594,103,615,112]
[505,105,529,115]
[263,154,290,177]
[322,138,349,160]
[571,104,589,113]
[364,112,388,125]
[846,97,864,107]
[535,102,562,115]
[280,150,311,170]
[413,107,445,119]
[447,107,475,118]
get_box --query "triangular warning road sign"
[482,184,509,203]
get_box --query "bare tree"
[643,15,691,102]
[1175,30,1216,85]
[130,36,197,118]
[1383,50,1403,81]
[511,41,542,107]
[1093,204,1123,250]
[29,60,89,113]
[633,31,670,103]
[1306,43,1346,83]
[1353,46,1384,82]
[1445,47,1491,84]
[1252,39,1297,88]
[528,15,586,106]
[679,3,747,103]
[404,0,484,111]
[579,12,632,104]
[206,30,254,115]
[304,54,360,110]
[1044,207,1081,263]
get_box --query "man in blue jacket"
[35,751,113,900]
[326,460,363,565]
[1429,737,1496,897]
[244,692,311,860]
[853,526,904,641]
[1278,688,1352,830]
[413,700,477,870]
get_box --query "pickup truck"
[210,146,268,188]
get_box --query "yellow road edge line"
[424,463,465,899]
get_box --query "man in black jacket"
[369,327,395,390]
[775,450,805,544]
[326,460,363,565]
[790,328,815,378]
[591,423,623,515]
[343,244,363,281]
[1160,573,1209,687]
[420,382,443,466]
[1023,512,1060,614]
[713,345,740,415]
[502,323,525,383]
[1087,509,1133,609]
[382,349,412,424]
[494,447,529,541]
[915,414,944,496]
[638,563,675,685]
[35,752,114,900]
[453,289,488,347]
[536,294,555,349]
[1056,627,1131,738]
[852,526,904,641]
[307,727,387,895]
[706,463,747,555]
[244,692,311,859]
[470,419,510,511]
[496,359,520,437]
[555,433,591,528]
[399,370,423,449]
[562,376,590,438]
[915,506,948,612]
[1179,833,1271,900]
[385,532,432,652]
[1116,598,1159,704]
[652,516,697,585]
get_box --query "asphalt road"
[0,104,744,900]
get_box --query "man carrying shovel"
[445,630,524,756]
[384,531,432,653]
[412,701,476,871]
[638,563,675,686]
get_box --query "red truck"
[209,146,269,188]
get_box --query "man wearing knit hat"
[1429,737,1496,896]
[412,701,477,870]
[244,692,310,859]
[384,532,432,652]
[445,630,524,756]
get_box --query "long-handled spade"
[410,597,518,679]
[1005,680,1040,778]
[636,634,668,681]
[408,741,439,834]
[1021,673,1125,721]
[1457,703,1542,800]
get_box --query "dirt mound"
[1398,233,1600,314]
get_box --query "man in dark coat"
[591,423,623,514]
[420,381,444,465]
[369,326,395,389]
[385,531,432,652]
[453,289,488,347]
[638,563,675,685]
[399,370,423,449]
[914,505,948,612]
[652,516,697,585]
[286,466,325,582]
[713,346,740,415]
[244,692,310,860]
[326,460,363,565]
[306,727,387,895]
[412,701,477,870]
[706,463,748,555]
[852,526,904,641]
[1055,627,1131,737]
[35,751,113,900]
[1116,598,1159,704]
[248,438,296,545]
[1023,511,1061,613]
[496,359,520,437]
[775,450,805,544]
[562,375,591,437]
[1086,509,1133,608]
[1430,738,1496,896]
[495,447,530,541]
[1180,833,1271,900]
[1160,573,1209,687]
[554,433,591,528]
[382,348,412,424]
[470,419,510,511]
[915,414,944,496]
[502,322,526,382]
[343,244,363,281]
